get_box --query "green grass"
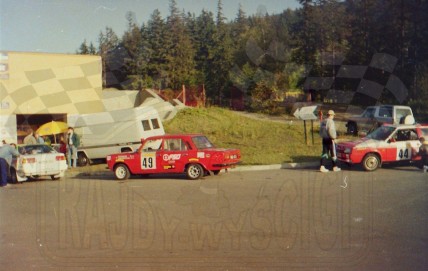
[163,107,322,165]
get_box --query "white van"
[67,106,165,166]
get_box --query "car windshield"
[192,136,215,149]
[366,126,396,141]
[18,144,56,155]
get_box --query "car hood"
[337,138,386,149]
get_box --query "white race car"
[10,144,68,183]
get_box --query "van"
[67,106,165,166]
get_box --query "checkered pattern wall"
[303,53,409,114]
[0,52,104,115]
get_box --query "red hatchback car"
[107,134,241,180]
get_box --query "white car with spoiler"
[10,144,68,183]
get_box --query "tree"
[98,27,119,87]
[164,0,196,89]
[78,39,89,54]
[192,10,216,85]
[145,9,168,89]
[206,0,234,104]
[121,12,147,89]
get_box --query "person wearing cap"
[319,110,341,173]
[0,141,20,187]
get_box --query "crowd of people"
[0,126,80,188]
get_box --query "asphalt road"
[0,166,427,271]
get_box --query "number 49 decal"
[141,153,156,169]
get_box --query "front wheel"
[114,164,130,180]
[362,153,380,171]
[186,163,204,180]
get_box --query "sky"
[0,0,301,54]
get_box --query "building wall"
[0,51,104,115]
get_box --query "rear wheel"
[50,175,60,180]
[114,164,130,180]
[77,152,89,167]
[186,163,203,180]
[362,153,380,171]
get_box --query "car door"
[138,138,163,174]
[158,138,188,173]
[386,128,419,162]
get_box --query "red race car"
[336,124,428,171]
[107,134,241,180]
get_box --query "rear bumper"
[212,161,240,168]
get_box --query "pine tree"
[207,0,234,104]
[121,12,146,89]
[98,27,119,87]
[164,0,196,90]
[146,9,168,89]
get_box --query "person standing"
[35,132,44,144]
[66,127,80,168]
[417,137,428,173]
[319,110,341,173]
[0,141,20,187]
[23,129,37,145]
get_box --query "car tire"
[77,152,89,167]
[362,153,381,171]
[50,175,60,180]
[347,122,357,136]
[186,163,204,180]
[114,164,130,180]
[9,168,18,184]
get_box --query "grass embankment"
[163,107,322,165]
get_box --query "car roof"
[144,134,204,140]
[382,123,428,129]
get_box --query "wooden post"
[182,84,186,106]
[304,120,307,144]
[311,120,314,145]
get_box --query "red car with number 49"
[106,134,241,180]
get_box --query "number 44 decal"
[397,147,410,160]
[141,153,156,169]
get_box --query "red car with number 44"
[336,124,428,171]
[107,134,241,180]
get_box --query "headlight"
[344,148,352,154]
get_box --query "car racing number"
[141,152,156,170]
[395,143,411,161]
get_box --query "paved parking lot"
[1,166,427,270]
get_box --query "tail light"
[56,155,65,161]
[22,158,36,164]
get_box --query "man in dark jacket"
[66,127,80,168]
